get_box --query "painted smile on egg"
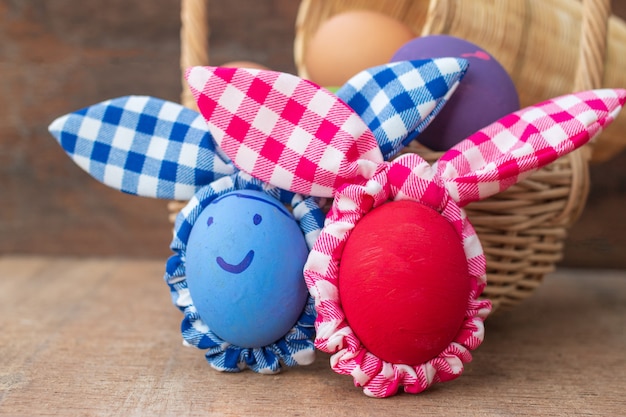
[216,250,255,274]
[209,192,293,275]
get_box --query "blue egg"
[185,189,310,348]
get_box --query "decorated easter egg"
[339,200,470,365]
[221,61,271,70]
[305,10,415,87]
[391,35,520,150]
[185,190,309,348]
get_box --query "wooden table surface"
[0,256,624,416]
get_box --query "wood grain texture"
[0,0,625,267]
[0,0,300,259]
[0,256,624,416]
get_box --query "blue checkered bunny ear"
[48,96,235,200]
[336,58,469,160]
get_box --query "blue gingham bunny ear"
[336,58,469,160]
[48,95,235,200]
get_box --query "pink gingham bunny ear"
[437,89,626,207]
[185,66,384,197]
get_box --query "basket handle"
[575,0,611,92]
[575,0,611,156]
[180,0,210,110]
[167,0,210,210]
[556,0,611,225]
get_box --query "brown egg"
[221,61,271,70]
[304,10,415,87]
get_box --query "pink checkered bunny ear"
[185,66,384,198]
[437,89,626,207]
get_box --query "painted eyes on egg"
[206,214,263,227]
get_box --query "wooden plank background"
[1,0,625,267]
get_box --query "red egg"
[338,200,470,365]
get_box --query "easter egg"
[221,61,270,70]
[391,35,520,151]
[338,200,470,365]
[185,190,309,348]
[304,10,415,87]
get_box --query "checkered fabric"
[302,89,625,397]
[438,89,626,207]
[304,156,491,398]
[48,95,235,200]
[336,58,469,160]
[186,66,385,198]
[49,94,327,374]
[164,174,326,373]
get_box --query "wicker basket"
[294,0,626,163]
[174,0,622,312]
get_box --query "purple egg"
[391,35,520,151]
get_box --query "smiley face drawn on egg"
[206,192,288,275]
[185,189,310,348]
[215,246,255,274]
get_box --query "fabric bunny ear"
[337,58,469,160]
[437,88,626,207]
[48,96,235,200]
[185,66,384,198]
